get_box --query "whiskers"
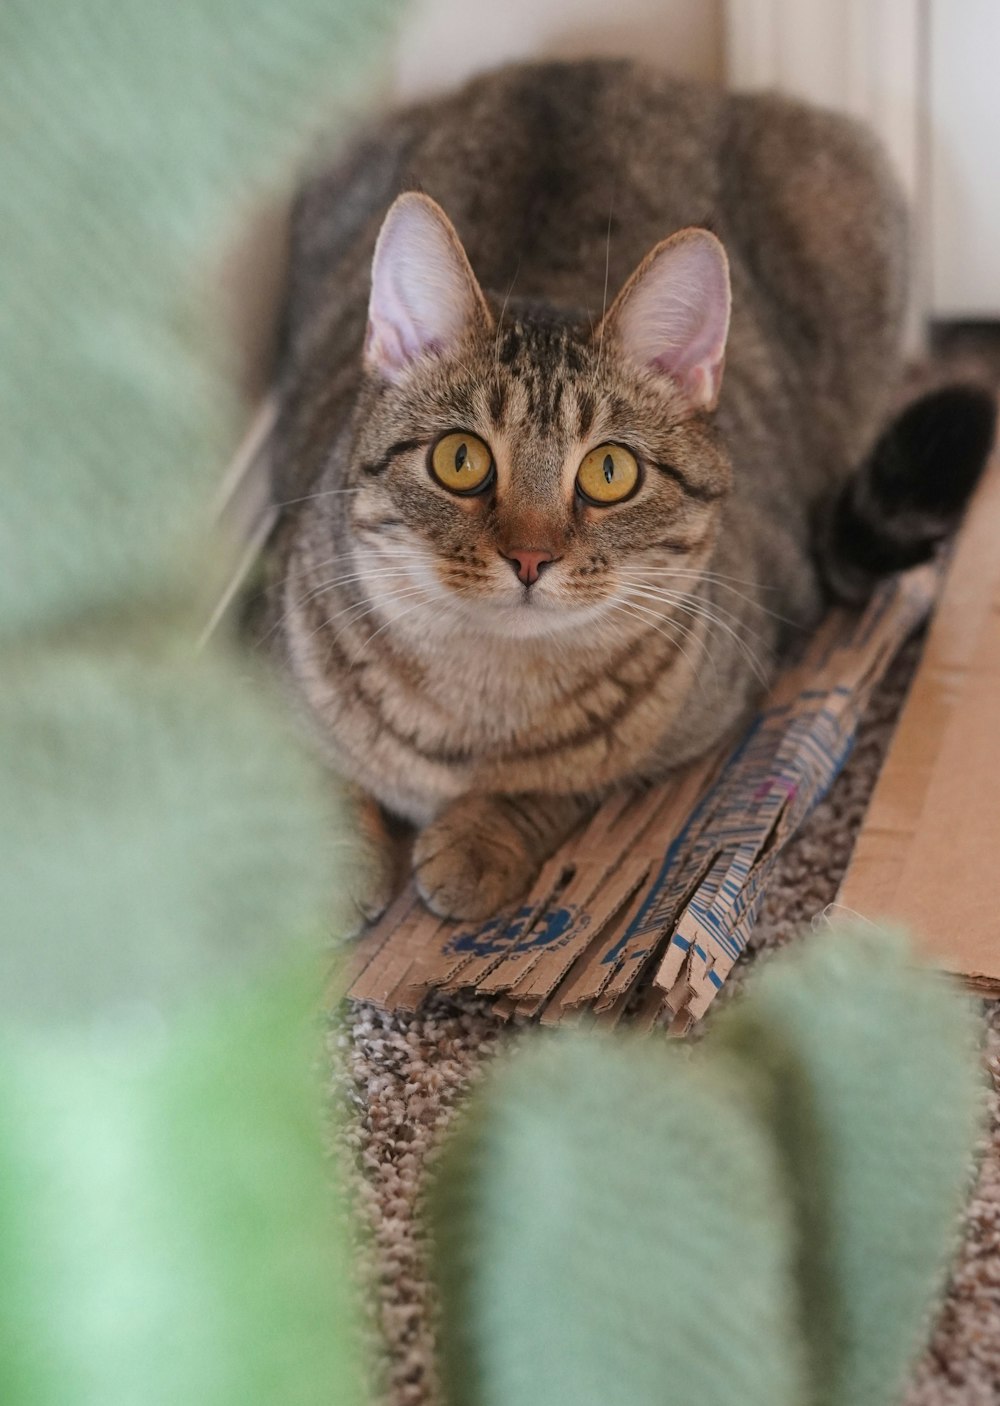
[591,104,621,393]
[355,588,439,653]
[630,563,799,624]
[261,542,427,647]
[616,568,776,689]
[592,173,617,391]
[287,541,449,657]
[493,256,522,387]
[271,485,366,510]
[605,595,716,697]
[298,580,440,658]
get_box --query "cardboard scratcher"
[840,453,1000,995]
[345,563,940,1034]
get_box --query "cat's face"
[335,194,732,642]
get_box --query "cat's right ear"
[364,193,492,382]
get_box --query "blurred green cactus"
[432,930,983,1406]
[0,0,399,1400]
[0,965,368,1406]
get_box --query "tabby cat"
[268,60,994,922]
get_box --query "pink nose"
[503,549,556,586]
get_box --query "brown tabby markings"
[270,60,908,920]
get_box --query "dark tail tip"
[868,385,997,515]
[823,384,997,603]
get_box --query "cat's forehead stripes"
[490,311,595,440]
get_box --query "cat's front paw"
[347,834,397,929]
[412,796,538,921]
[339,787,402,935]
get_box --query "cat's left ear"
[364,192,492,382]
[599,228,731,413]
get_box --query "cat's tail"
[821,383,997,603]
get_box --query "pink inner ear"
[613,230,731,411]
[365,194,487,381]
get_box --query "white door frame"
[723,0,926,334]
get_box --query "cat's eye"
[429,432,494,495]
[576,443,640,505]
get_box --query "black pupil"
[603,453,615,483]
[455,442,468,471]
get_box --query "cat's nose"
[502,549,557,586]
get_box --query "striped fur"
[269,60,926,920]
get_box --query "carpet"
[337,635,1000,1406]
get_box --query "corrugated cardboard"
[839,457,1000,992]
[345,563,941,1031]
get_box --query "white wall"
[724,0,1000,324]
[389,0,722,100]
[724,0,921,204]
[928,0,1000,318]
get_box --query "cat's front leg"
[344,785,404,929]
[412,792,592,921]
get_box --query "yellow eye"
[576,444,640,505]
[430,432,494,495]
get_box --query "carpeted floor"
[336,636,1000,1406]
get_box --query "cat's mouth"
[465,584,614,639]
[505,577,573,614]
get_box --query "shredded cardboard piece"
[347,562,940,1032]
[839,457,1000,993]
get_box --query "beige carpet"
[337,637,1000,1406]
